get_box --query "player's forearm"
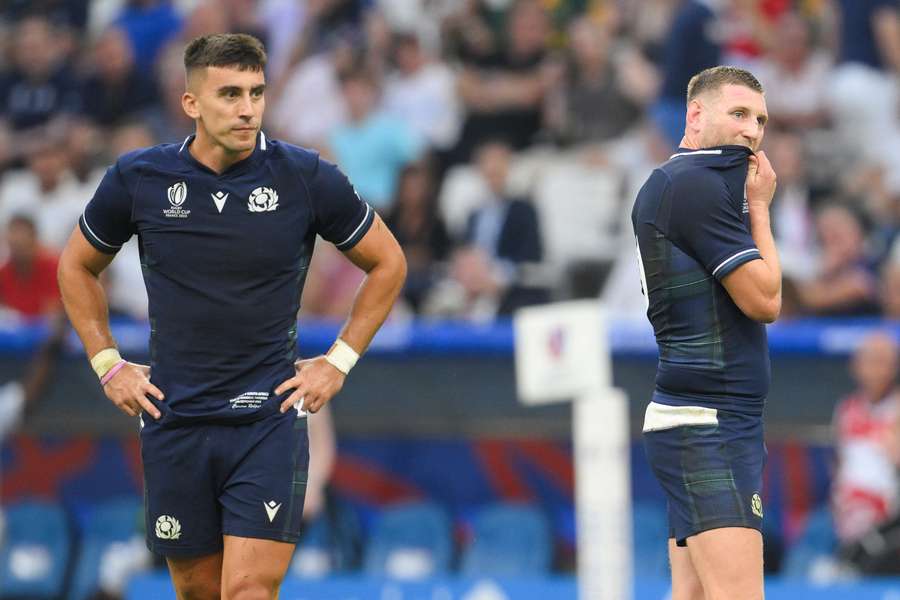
[748,206,782,301]
[336,252,407,355]
[58,261,116,359]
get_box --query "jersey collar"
[670,145,753,159]
[177,131,269,176]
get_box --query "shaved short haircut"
[687,66,764,104]
[183,33,267,77]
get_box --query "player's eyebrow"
[216,84,266,96]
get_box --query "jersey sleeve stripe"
[79,213,122,251]
[335,204,373,250]
[712,248,760,277]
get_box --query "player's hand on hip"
[746,150,777,209]
[276,356,345,414]
[103,362,164,419]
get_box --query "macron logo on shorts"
[264,500,282,522]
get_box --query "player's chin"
[226,133,256,151]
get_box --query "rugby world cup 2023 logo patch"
[164,181,191,218]
[248,186,279,212]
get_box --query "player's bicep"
[342,214,405,274]
[721,258,779,323]
[60,225,116,277]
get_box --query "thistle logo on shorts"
[751,493,763,518]
[164,182,191,218]
[155,515,182,539]
[248,186,279,212]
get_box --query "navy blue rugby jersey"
[80,132,374,426]
[631,145,769,415]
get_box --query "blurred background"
[1,0,900,598]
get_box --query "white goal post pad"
[513,300,611,405]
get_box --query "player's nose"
[237,94,254,117]
[742,125,759,146]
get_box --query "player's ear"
[685,98,703,132]
[182,91,200,120]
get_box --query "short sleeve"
[309,158,374,251]
[79,162,135,254]
[665,170,760,280]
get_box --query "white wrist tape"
[90,348,123,379]
[325,338,359,375]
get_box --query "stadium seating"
[460,502,552,576]
[631,501,669,579]
[290,513,335,578]
[363,500,452,579]
[0,500,71,598]
[69,496,143,600]
[781,505,839,579]
[533,161,624,271]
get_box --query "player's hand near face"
[276,357,345,414]
[103,362,164,419]
[746,150,777,210]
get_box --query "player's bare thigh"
[686,527,764,600]
[668,538,704,600]
[221,534,295,600]
[167,551,223,600]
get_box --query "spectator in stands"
[650,0,722,149]
[424,140,546,318]
[144,41,195,143]
[768,130,817,284]
[278,0,367,74]
[271,35,354,150]
[384,163,452,312]
[80,27,160,128]
[329,66,423,210]
[831,332,900,546]
[545,16,648,147]
[452,0,556,162]
[0,215,60,319]
[112,0,183,73]
[752,12,832,131]
[793,204,880,316]
[3,0,89,32]
[0,15,82,132]
[383,32,461,153]
[65,120,104,185]
[827,0,900,170]
[181,0,269,47]
[880,253,900,319]
[0,139,87,251]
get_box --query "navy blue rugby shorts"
[643,406,766,547]
[140,409,309,557]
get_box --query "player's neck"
[189,130,254,174]
[679,135,701,150]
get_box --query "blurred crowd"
[0,0,899,323]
